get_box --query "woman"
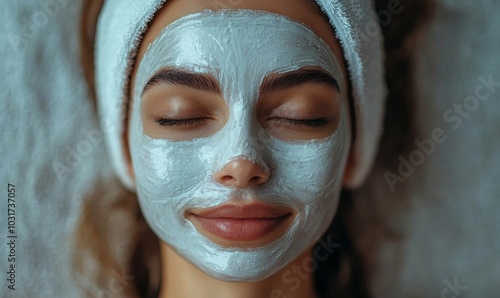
[77,0,385,297]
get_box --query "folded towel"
[95,0,385,189]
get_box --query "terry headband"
[95,0,386,189]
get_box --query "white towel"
[95,0,386,189]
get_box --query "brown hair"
[76,0,434,297]
[77,1,161,295]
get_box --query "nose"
[214,157,270,188]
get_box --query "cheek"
[133,137,209,198]
[128,97,208,198]
[271,141,345,198]
[265,116,350,204]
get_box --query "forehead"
[138,11,340,79]
[140,0,339,51]
[131,0,347,89]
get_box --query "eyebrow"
[143,69,222,95]
[260,69,340,94]
[143,68,339,96]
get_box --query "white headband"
[95,0,386,189]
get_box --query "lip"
[188,203,293,243]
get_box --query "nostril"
[219,175,234,183]
[249,176,263,184]
[214,158,270,188]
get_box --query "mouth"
[186,202,294,246]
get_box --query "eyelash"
[275,118,330,127]
[155,118,208,126]
[155,117,329,128]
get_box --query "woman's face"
[127,0,352,282]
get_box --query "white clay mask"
[129,10,351,282]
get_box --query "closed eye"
[274,118,330,127]
[154,117,208,127]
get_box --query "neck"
[158,243,317,298]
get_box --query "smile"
[187,202,295,246]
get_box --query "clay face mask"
[129,10,351,281]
